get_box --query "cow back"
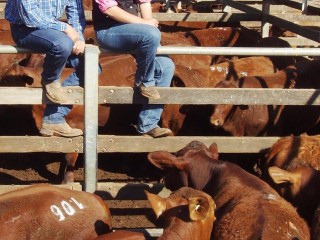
[0,184,112,239]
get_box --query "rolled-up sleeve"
[66,0,86,41]
[95,0,118,13]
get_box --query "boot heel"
[40,128,54,136]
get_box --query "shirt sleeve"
[95,0,118,13]
[65,0,86,41]
[17,0,67,31]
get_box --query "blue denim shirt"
[5,0,86,41]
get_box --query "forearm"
[65,0,86,41]
[139,2,153,19]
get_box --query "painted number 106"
[50,197,85,221]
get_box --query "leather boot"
[40,122,83,137]
[42,81,67,104]
[143,127,173,138]
[138,84,160,99]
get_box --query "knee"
[166,58,175,75]
[146,27,161,46]
[51,38,74,59]
[160,57,175,76]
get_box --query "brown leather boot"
[144,127,173,138]
[138,84,160,99]
[40,122,83,137]
[42,81,67,104]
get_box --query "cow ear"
[145,190,166,219]
[148,151,178,170]
[208,143,219,159]
[188,196,211,221]
[268,166,299,185]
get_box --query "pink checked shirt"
[95,0,151,12]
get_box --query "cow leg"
[60,152,78,184]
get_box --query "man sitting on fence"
[5,0,87,137]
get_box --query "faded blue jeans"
[10,24,84,124]
[96,23,175,133]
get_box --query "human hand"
[72,40,85,55]
[142,18,159,28]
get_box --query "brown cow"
[147,140,310,239]
[162,56,278,136]
[263,134,320,228]
[0,184,112,239]
[264,134,320,172]
[209,60,320,137]
[146,186,216,240]
[268,163,320,228]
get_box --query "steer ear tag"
[188,196,210,221]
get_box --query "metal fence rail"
[1,44,320,192]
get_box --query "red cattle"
[145,186,216,240]
[210,60,320,137]
[0,184,112,239]
[162,56,278,136]
[268,163,320,228]
[161,27,241,65]
[0,55,138,183]
[263,134,320,228]
[147,140,310,239]
[264,134,320,171]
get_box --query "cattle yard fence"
[0,0,319,236]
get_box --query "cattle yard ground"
[0,0,320,237]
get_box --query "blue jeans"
[96,23,175,133]
[10,24,83,124]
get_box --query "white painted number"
[61,200,76,216]
[50,205,66,221]
[50,197,85,221]
[70,197,84,209]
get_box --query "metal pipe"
[83,45,100,193]
[101,46,320,56]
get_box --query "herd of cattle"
[1,1,320,239]
[0,136,320,239]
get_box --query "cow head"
[147,141,219,191]
[210,80,242,128]
[145,187,216,240]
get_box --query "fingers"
[72,41,85,55]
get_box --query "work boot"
[40,122,83,137]
[144,127,173,138]
[138,84,160,99]
[42,81,67,104]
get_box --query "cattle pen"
[0,0,320,237]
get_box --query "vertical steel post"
[302,0,308,14]
[262,0,271,38]
[83,44,100,192]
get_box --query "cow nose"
[210,118,221,127]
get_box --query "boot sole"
[45,92,66,104]
[140,92,161,99]
[40,128,83,138]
